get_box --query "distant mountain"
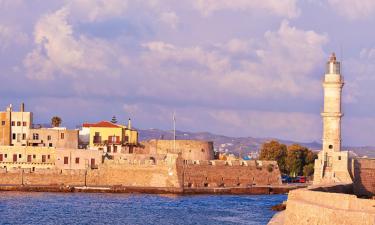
[138,128,375,158]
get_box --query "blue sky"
[1,0,375,145]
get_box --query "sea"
[0,192,286,225]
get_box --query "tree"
[111,115,117,124]
[259,140,287,173]
[51,116,62,127]
[286,144,309,176]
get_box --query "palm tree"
[51,116,62,127]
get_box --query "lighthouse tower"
[322,53,343,154]
[313,53,352,185]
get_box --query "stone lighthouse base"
[313,151,353,185]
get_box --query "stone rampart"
[353,158,375,197]
[0,155,281,189]
[284,188,375,225]
[137,140,214,161]
[182,160,281,188]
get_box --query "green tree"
[303,163,315,177]
[51,116,62,127]
[259,140,287,173]
[286,144,309,176]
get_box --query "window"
[42,155,46,163]
[75,157,80,164]
[33,133,39,140]
[328,145,333,149]
[47,135,51,140]
[113,145,118,153]
[91,158,95,166]
[12,133,16,140]
[33,155,36,159]
[27,155,32,162]
[338,156,341,160]
[61,133,64,139]
[18,154,22,158]
[11,121,15,126]
[23,122,27,126]
[22,133,26,140]
[4,154,7,158]
[47,155,50,159]
[64,157,69,164]
[0,154,3,162]
[17,121,21,126]
[49,143,53,147]
[107,146,111,153]
[1,121,5,126]
[13,154,17,162]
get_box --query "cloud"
[138,20,327,102]
[159,11,179,29]
[193,0,300,18]
[327,0,375,20]
[23,7,116,80]
[66,0,128,22]
[0,24,28,51]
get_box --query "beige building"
[28,127,79,149]
[0,146,102,170]
[314,53,352,184]
[0,103,32,146]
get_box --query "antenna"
[173,111,176,152]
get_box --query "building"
[81,120,138,153]
[0,146,102,170]
[313,53,352,184]
[27,127,79,149]
[0,103,32,146]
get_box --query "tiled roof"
[82,121,121,128]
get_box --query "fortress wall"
[284,188,375,225]
[0,155,181,188]
[182,160,281,187]
[353,158,375,197]
[86,156,181,187]
[138,140,214,161]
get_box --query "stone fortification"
[182,160,281,187]
[353,158,375,197]
[283,187,375,225]
[137,139,214,161]
[0,154,181,188]
[0,154,281,189]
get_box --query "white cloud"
[24,7,116,80]
[159,11,179,29]
[138,20,327,101]
[193,0,300,18]
[66,0,128,22]
[328,0,375,20]
[0,24,28,51]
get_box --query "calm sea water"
[0,192,286,225]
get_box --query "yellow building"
[82,120,138,153]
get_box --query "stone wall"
[0,154,182,188]
[284,188,375,225]
[136,139,214,161]
[353,158,375,197]
[182,160,281,187]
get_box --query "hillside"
[138,128,375,158]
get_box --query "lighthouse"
[313,53,352,184]
[322,53,344,154]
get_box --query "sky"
[1,0,375,146]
